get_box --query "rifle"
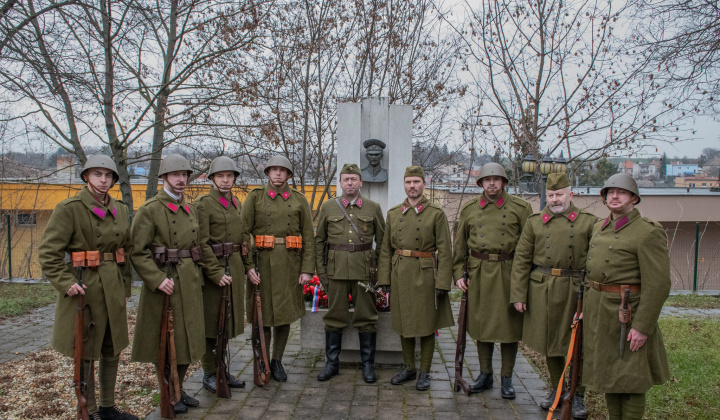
[71,252,90,420]
[453,253,471,396]
[215,243,234,398]
[158,249,181,419]
[548,281,585,420]
[251,250,270,386]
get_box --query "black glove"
[319,273,329,290]
[435,289,447,298]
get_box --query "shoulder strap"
[334,197,365,243]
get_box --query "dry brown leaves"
[0,310,199,420]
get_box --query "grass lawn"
[664,294,720,309]
[0,282,57,320]
[521,317,720,419]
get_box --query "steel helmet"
[264,155,294,177]
[208,156,240,178]
[159,154,193,177]
[476,162,508,186]
[600,173,641,204]
[81,155,119,184]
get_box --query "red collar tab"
[614,216,630,231]
[92,206,106,220]
[542,213,551,224]
[601,217,611,230]
[357,198,362,207]
[281,191,290,200]
[342,197,363,208]
[568,211,577,221]
[414,204,425,214]
[496,197,506,208]
[167,202,179,213]
[218,196,230,209]
[480,196,505,209]
[401,205,409,214]
[268,190,277,199]
[342,198,349,207]
[479,198,488,208]
[233,198,239,208]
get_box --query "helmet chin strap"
[86,179,110,206]
[210,177,234,195]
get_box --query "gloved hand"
[319,273,330,290]
[435,289,448,298]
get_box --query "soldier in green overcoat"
[39,155,137,420]
[241,155,315,382]
[509,172,595,417]
[130,154,205,414]
[195,156,249,393]
[583,173,670,420]
[454,162,532,399]
[377,166,454,391]
[314,163,385,383]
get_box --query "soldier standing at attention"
[314,163,385,383]
[583,173,670,420]
[195,156,249,392]
[39,155,137,420]
[241,155,315,382]
[509,172,594,417]
[131,154,204,414]
[454,162,532,399]
[378,166,454,391]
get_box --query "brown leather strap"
[73,248,125,264]
[328,243,373,252]
[588,279,641,293]
[212,244,243,257]
[175,246,202,262]
[535,266,585,278]
[395,249,435,258]
[469,249,514,262]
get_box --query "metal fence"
[2,211,719,291]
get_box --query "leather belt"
[469,249,514,262]
[177,249,195,259]
[212,244,243,257]
[256,235,303,249]
[395,249,435,258]
[535,266,585,278]
[328,243,373,252]
[588,279,641,293]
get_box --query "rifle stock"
[559,284,584,420]
[159,262,180,418]
[72,264,90,420]
[215,248,233,398]
[453,255,471,396]
[251,250,270,386]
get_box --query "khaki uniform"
[378,197,454,337]
[509,203,596,356]
[453,191,532,342]
[39,186,132,359]
[130,190,205,365]
[240,184,315,326]
[314,195,385,332]
[196,188,247,339]
[583,209,670,394]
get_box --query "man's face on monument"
[404,176,426,200]
[366,152,382,167]
[547,187,573,214]
[340,174,362,198]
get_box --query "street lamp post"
[523,153,568,210]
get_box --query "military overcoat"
[583,209,670,393]
[130,190,205,365]
[39,187,132,359]
[241,184,315,326]
[509,203,596,356]
[314,195,385,281]
[453,191,532,342]
[378,197,454,337]
[196,188,247,339]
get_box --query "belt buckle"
[488,254,499,262]
[402,249,412,257]
[551,268,563,276]
[348,243,355,252]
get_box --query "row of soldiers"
[39,153,670,420]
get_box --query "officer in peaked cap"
[314,163,385,383]
[361,139,388,182]
[454,162,532,399]
[509,172,595,417]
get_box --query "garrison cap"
[363,139,386,154]
[404,166,426,179]
[340,163,361,177]
[546,172,570,191]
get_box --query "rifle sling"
[547,316,581,419]
[335,197,365,243]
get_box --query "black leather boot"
[181,390,199,407]
[540,389,556,410]
[390,367,417,385]
[500,376,516,399]
[227,373,245,388]
[572,392,588,419]
[202,373,217,393]
[317,330,342,381]
[98,406,138,420]
[270,359,287,382]
[359,331,377,383]
[469,372,493,394]
[415,371,430,391]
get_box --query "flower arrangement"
[304,275,390,312]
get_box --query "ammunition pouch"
[212,242,242,257]
[85,251,100,268]
[154,246,202,267]
[255,235,303,250]
[154,247,167,267]
[255,235,275,249]
[72,249,124,267]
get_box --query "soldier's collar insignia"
[342,197,363,208]
[281,191,290,200]
[568,211,577,221]
[542,212,551,224]
[166,202,179,213]
[480,196,505,209]
[357,198,362,207]
[601,217,611,230]
[401,205,409,214]
[414,204,425,214]
[342,197,349,207]
[218,196,236,209]
[269,189,290,200]
[614,216,630,231]
[268,190,277,199]
[233,198,239,207]
[496,197,506,208]
[92,206,106,219]
[479,198,488,208]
